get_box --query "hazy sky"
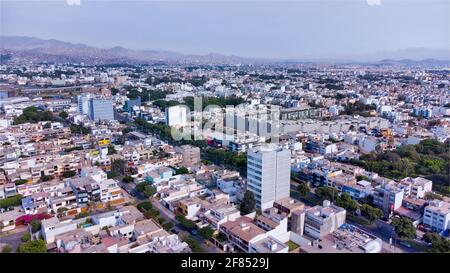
[1,0,449,59]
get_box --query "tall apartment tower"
[77,93,92,115]
[88,98,114,121]
[247,144,291,210]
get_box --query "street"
[0,227,28,253]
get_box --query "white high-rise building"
[88,98,114,121]
[77,93,91,115]
[165,105,188,127]
[247,144,291,210]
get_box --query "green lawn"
[287,241,300,252]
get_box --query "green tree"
[122,176,133,183]
[356,175,370,181]
[1,244,12,253]
[62,170,77,178]
[423,232,450,253]
[297,183,310,197]
[0,195,23,209]
[360,204,383,223]
[13,106,55,125]
[107,145,117,155]
[336,193,359,213]
[21,233,31,242]
[240,190,256,215]
[136,182,147,192]
[198,226,214,240]
[57,207,68,218]
[122,127,133,135]
[184,237,204,253]
[111,88,119,96]
[136,201,153,212]
[175,215,196,230]
[391,217,416,239]
[175,167,189,175]
[40,175,54,182]
[58,111,68,119]
[143,185,156,198]
[17,239,47,253]
[315,187,338,202]
[15,179,28,185]
[74,211,90,219]
[30,219,42,234]
[162,222,174,231]
[143,209,160,219]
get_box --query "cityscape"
[0,0,449,258]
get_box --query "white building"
[399,177,433,199]
[247,144,291,210]
[372,182,404,213]
[303,200,346,239]
[41,217,78,243]
[77,93,91,115]
[165,105,188,127]
[423,200,450,233]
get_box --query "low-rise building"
[423,200,450,233]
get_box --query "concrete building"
[88,98,114,121]
[247,144,291,210]
[373,182,404,213]
[423,200,450,233]
[399,177,433,199]
[303,200,346,239]
[41,217,78,244]
[77,93,91,115]
[180,145,201,167]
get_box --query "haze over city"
[1,0,449,61]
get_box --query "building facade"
[88,99,114,121]
[247,144,290,210]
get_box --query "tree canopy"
[391,216,416,239]
[13,107,55,125]
[17,239,47,253]
[240,190,256,215]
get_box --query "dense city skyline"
[0,0,449,261]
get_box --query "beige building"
[180,145,201,167]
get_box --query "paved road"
[0,228,28,253]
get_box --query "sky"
[1,0,449,60]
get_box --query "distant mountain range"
[0,36,256,65]
[0,35,448,66]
